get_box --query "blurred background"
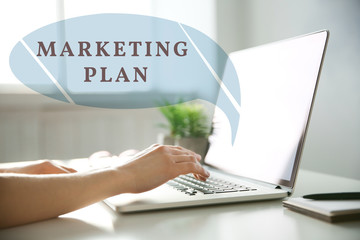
[0,0,359,180]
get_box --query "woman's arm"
[0,160,77,174]
[0,144,209,228]
[0,167,120,228]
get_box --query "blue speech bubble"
[9,14,240,143]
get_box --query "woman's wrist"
[108,165,134,196]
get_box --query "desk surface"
[1,169,360,240]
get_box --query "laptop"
[104,30,329,213]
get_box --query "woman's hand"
[0,144,208,228]
[115,144,210,193]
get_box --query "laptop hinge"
[274,185,291,196]
[277,185,293,196]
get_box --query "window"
[1,0,215,93]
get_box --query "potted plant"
[158,101,210,159]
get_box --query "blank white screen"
[205,31,328,186]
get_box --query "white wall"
[0,94,166,161]
[216,0,360,180]
[0,0,216,161]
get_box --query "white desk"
[1,169,359,240]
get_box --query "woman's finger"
[89,151,112,159]
[118,149,139,158]
[166,146,202,162]
[59,165,77,173]
[194,174,208,181]
[176,162,210,178]
[172,155,200,164]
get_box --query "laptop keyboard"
[167,174,257,196]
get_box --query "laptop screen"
[204,31,329,188]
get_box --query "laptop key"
[184,189,197,195]
[214,189,238,193]
[203,191,215,194]
[236,189,250,192]
[169,174,257,196]
[173,179,205,192]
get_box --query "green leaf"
[157,100,210,138]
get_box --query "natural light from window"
[1,0,215,91]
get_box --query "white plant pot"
[178,137,208,161]
[159,134,208,162]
